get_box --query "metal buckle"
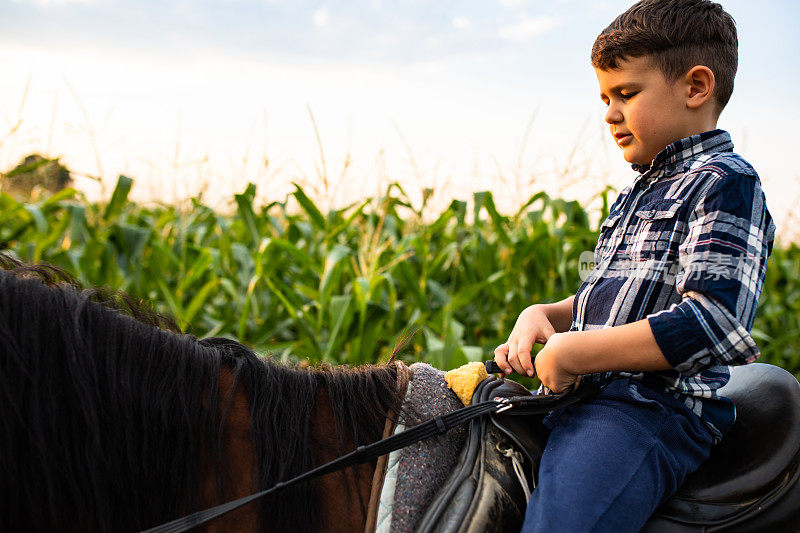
[494,397,514,413]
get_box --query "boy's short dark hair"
[591,0,738,112]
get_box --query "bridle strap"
[142,376,598,533]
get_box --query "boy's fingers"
[507,340,528,375]
[507,354,525,376]
[508,339,525,375]
[516,339,535,377]
[493,344,513,374]
[493,343,508,359]
[506,338,517,360]
[515,351,534,378]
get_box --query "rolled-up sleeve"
[647,171,776,376]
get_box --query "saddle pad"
[375,363,468,533]
[375,429,404,533]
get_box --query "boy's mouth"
[614,132,633,146]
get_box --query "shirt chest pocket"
[630,199,685,256]
[594,211,623,259]
[634,199,683,221]
[600,210,623,229]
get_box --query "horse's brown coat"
[200,370,380,532]
[201,368,260,532]
[311,388,376,532]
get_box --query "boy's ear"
[684,65,715,110]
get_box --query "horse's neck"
[203,361,408,533]
[310,387,377,533]
[200,367,259,532]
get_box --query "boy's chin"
[622,148,651,166]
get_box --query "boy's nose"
[604,106,622,124]
[604,102,623,124]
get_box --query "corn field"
[2,175,799,381]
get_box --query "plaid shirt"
[573,129,776,441]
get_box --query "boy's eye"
[620,92,638,100]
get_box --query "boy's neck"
[677,114,719,143]
[688,119,719,138]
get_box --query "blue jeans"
[521,379,714,533]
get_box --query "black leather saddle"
[644,363,800,532]
[415,363,800,532]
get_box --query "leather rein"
[142,362,598,533]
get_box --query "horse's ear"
[388,327,418,363]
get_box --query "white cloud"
[375,32,397,46]
[452,16,471,30]
[312,7,330,27]
[498,15,559,42]
[12,0,95,6]
[496,0,527,9]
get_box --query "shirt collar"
[631,129,734,176]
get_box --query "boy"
[494,0,776,531]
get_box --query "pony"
[0,253,407,532]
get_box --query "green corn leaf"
[324,294,354,362]
[234,183,260,245]
[473,191,511,245]
[319,244,352,308]
[156,277,183,319]
[183,278,219,325]
[40,187,78,208]
[114,224,151,267]
[104,175,133,221]
[177,248,214,295]
[23,204,48,234]
[292,183,326,230]
[67,204,91,245]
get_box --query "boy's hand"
[533,332,580,393]
[494,305,557,377]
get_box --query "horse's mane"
[0,253,404,532]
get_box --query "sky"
[1,0,799,238]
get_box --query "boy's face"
[595,56,694,166]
